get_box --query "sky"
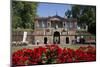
[37,3,72,17]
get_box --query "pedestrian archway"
[44,37,47,44]
[53,31,60,44]
[66,37,69,44]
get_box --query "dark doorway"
[66,37,69,44]
[53,31,60,44]
[44,37,47,44]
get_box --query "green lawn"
[11,44,95,53]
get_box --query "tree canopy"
[65,5,96,34]
[12,1,38,29]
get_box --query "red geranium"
[12,45,96,66]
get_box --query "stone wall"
[12,31,95,45]
[12,31,34,44]
[34,35,75,45]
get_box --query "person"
[72,40,74,44]
[80,36,85,44]
[77,37,80,44]
[36,40,40,45]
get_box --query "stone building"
[33,15,77,45]
[12,15,96,45]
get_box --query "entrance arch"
[66,37,69,44]
[53,31,60,44]
[44,37,47,44]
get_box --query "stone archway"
[53,31,60,44]
[66,37,69,44]
[44,37,47,44]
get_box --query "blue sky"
[37,3,72,17]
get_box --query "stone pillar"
[86,25,88,31]
[22,31,27,42]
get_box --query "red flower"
[12,45,96,66]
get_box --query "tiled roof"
[35,15,77,22]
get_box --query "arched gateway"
[53,31,60,44]
[44,37,47,44]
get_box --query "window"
[70,22,73,28]
[42,21,45,28]
[36,22,39,28]
[42,20,47,28]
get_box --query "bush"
[12,41,28,46]
[12,45,96,66]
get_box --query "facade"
[12,15,96,45]
[33,15,77,45]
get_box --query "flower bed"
[12,45,96,66]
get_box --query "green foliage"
[12,1,38,29]
[12,29,34,32]
[65,10,72,18]
[65,5,96,34]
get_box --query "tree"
[65,10,72,18]
[65,5,96,35]
[12,1,38,29]
[71,5,81,18]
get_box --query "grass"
[61,45,81,49]
[11,44,95,53]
